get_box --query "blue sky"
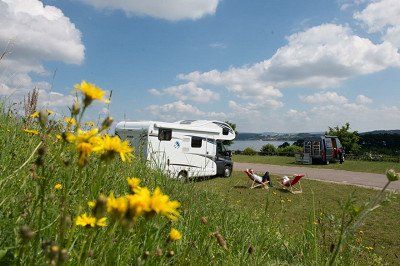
[1,0,399,132]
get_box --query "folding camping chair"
[279,174,305,194]
[243,169,269,189]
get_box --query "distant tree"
[223,121,238,146]
[326,122,361,154]
[278,142,290,149]
[260,144,276,155]
[242,147,257,156]
[292,139,304,147]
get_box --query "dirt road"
[233,162,399,191]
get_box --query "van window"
[191,136,202,148]
[158,128,172,141]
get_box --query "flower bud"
[72,101,80,116]
[19,225,35,242]
[386,169,399,182]
[101,116,114,130]
[39,110,48,128]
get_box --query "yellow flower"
[64,117,77,126]
[56,134,62,140]
[126,187,152,217]
[169,228,182,241]
[88,201,96,208]
[23,129,39,135]
[54,183,62,190]
[95,135,133,162]
[65,128,102,166]
[29,111,39,118]
[75,80,109,105]
[75,213,96,227]
[30,109,54,118]
[107,193,128,217]
[150,187,180,221]
[96,217,107,227]
[127,177,141,193]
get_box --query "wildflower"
[71,101,80,116]
[64,117,77,126]
[65,128,102,166]
[54,183,62,190]
[56,134,62,140]
[126,187,152,218]
[23,129,39,135]
[127,177,141,193]
[365,246,374,251]
[75,213,106,228]
[88,201,96,208]
[150,187,180,221]
[29,111,39,118]
[96,217,107,227]
[75,80,109,106]
[169,228,182,241]
[95,135,133,162]
[75,213,96,227]
[386,169,399,182]
[107,193,128,217]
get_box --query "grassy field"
[192,172,400,265]
[1,88,399,265]
[233,154,400,174]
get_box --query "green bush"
[242,147,257,156]
[260,144,276,155]
[276,145,302,156]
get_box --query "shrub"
[260,144,276,155]
[276,145,302,156]
[242,147,257,156]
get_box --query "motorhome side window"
[158,128,172,141]
[222,127,229,135]
[191,136,202,148]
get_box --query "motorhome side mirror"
[226,150,232,157]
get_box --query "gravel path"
[234,162,399,191]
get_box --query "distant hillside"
[236,130,400,141]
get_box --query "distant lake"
[230,140,295,151]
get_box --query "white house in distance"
[115,120,236,179]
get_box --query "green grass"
[1,106,399,265]
[192,172,400,265]
[233,154,400,174]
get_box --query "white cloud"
[299,91,348,104]
[177,24,400,103]
[355,94,373,104]
[354,0,400,33]
[77,0,220,21]
[354,0,400,48]
[0,0,84,109]
[149,82,220,103]
[145,101,227,121]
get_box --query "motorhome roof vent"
[180,120,196,124]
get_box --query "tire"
[223,166,232,178]
[176,171,188,182]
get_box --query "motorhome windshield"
[217,141,228,155]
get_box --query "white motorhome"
[115,120,235,179]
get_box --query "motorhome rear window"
[191,136,202,148]
[222,127,229,135]
[158,128,172,141]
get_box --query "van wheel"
[177,171,188,181]
[223,166,232,178]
